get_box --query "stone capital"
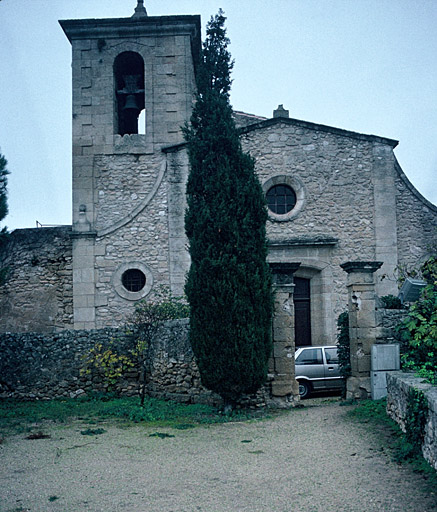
[340,261,383,274]
[270,262,301,287]
[341,261,383,287]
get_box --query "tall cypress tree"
[184,11,274,404]
[0,150,8,232]
[0,149,9,285]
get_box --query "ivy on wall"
[337,311,350,397]
[404,387,429,459]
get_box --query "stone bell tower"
[60,2,200,328]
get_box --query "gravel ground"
[1,400,436,512]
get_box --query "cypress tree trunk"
[183,11,274,404]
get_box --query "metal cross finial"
[132,0,148,18]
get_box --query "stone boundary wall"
[0,321,201,401]
[1,304,408,406]
[142,319,221,405]
[386,372,437,471]
[0,321,269,407]
[0,226,73,333]
[0,328,137,399]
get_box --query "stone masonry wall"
[387,372,437,471]
[395,163,437,268]
[0,321,217,404]
[0,328,136,399]
[0,227,73,333]
[240,122,383,330]
[376,306,408,343]
[93,152,171,327]
[94,153,164,231]
[68,19,198,329]
[0,322,190,400]
[0,320,270,407]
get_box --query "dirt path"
[1,401,436,512]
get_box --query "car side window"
[296,348,323,365]
[325,348,339,364]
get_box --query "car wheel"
[298,381,311,399]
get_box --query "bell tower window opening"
[114,52,145,135]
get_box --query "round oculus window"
[121,268,146,292]
[266,184,297,215]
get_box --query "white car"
[295,346,344,398]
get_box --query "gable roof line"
[238,116,399,148]
[162,114,399,153]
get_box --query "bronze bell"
[123,94,140,114]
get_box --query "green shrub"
[396,256,437,385]
[381,294,403,309]
[0,150,10,285]
[80,339,135,391]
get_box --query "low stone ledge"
[386,372,437,471]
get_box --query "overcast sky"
[1,0,436,230]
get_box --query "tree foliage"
[183,11,274,404]
[81,339,135,391]
[397,256,437,384]
[0,150,8,228]
[336,311,350,397]
[380,294,403,310]
[81,288,189,403]
[0,149,9,284]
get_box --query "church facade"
[1,3,436,345]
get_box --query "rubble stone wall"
[0,321,191,400]
[376,307,408,343]
[0,320,222,405]
[395,163,437,268]
[240,121,397,342]
[93,153,171,328]
[0,327,135,399]
[386,372,437,471]
[0,320,270,407]
[0,227,73,333]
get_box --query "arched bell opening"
[114,51,145,135]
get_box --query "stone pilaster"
[340,261,383,399]
[166,149,191,297]
[372,143,398,296]
[269,262,300,404]
[72,205,96,329]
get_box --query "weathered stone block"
[274,357,294,375]
[272,327,293,343]
[273,342,294,358]
[271,377,293,397]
